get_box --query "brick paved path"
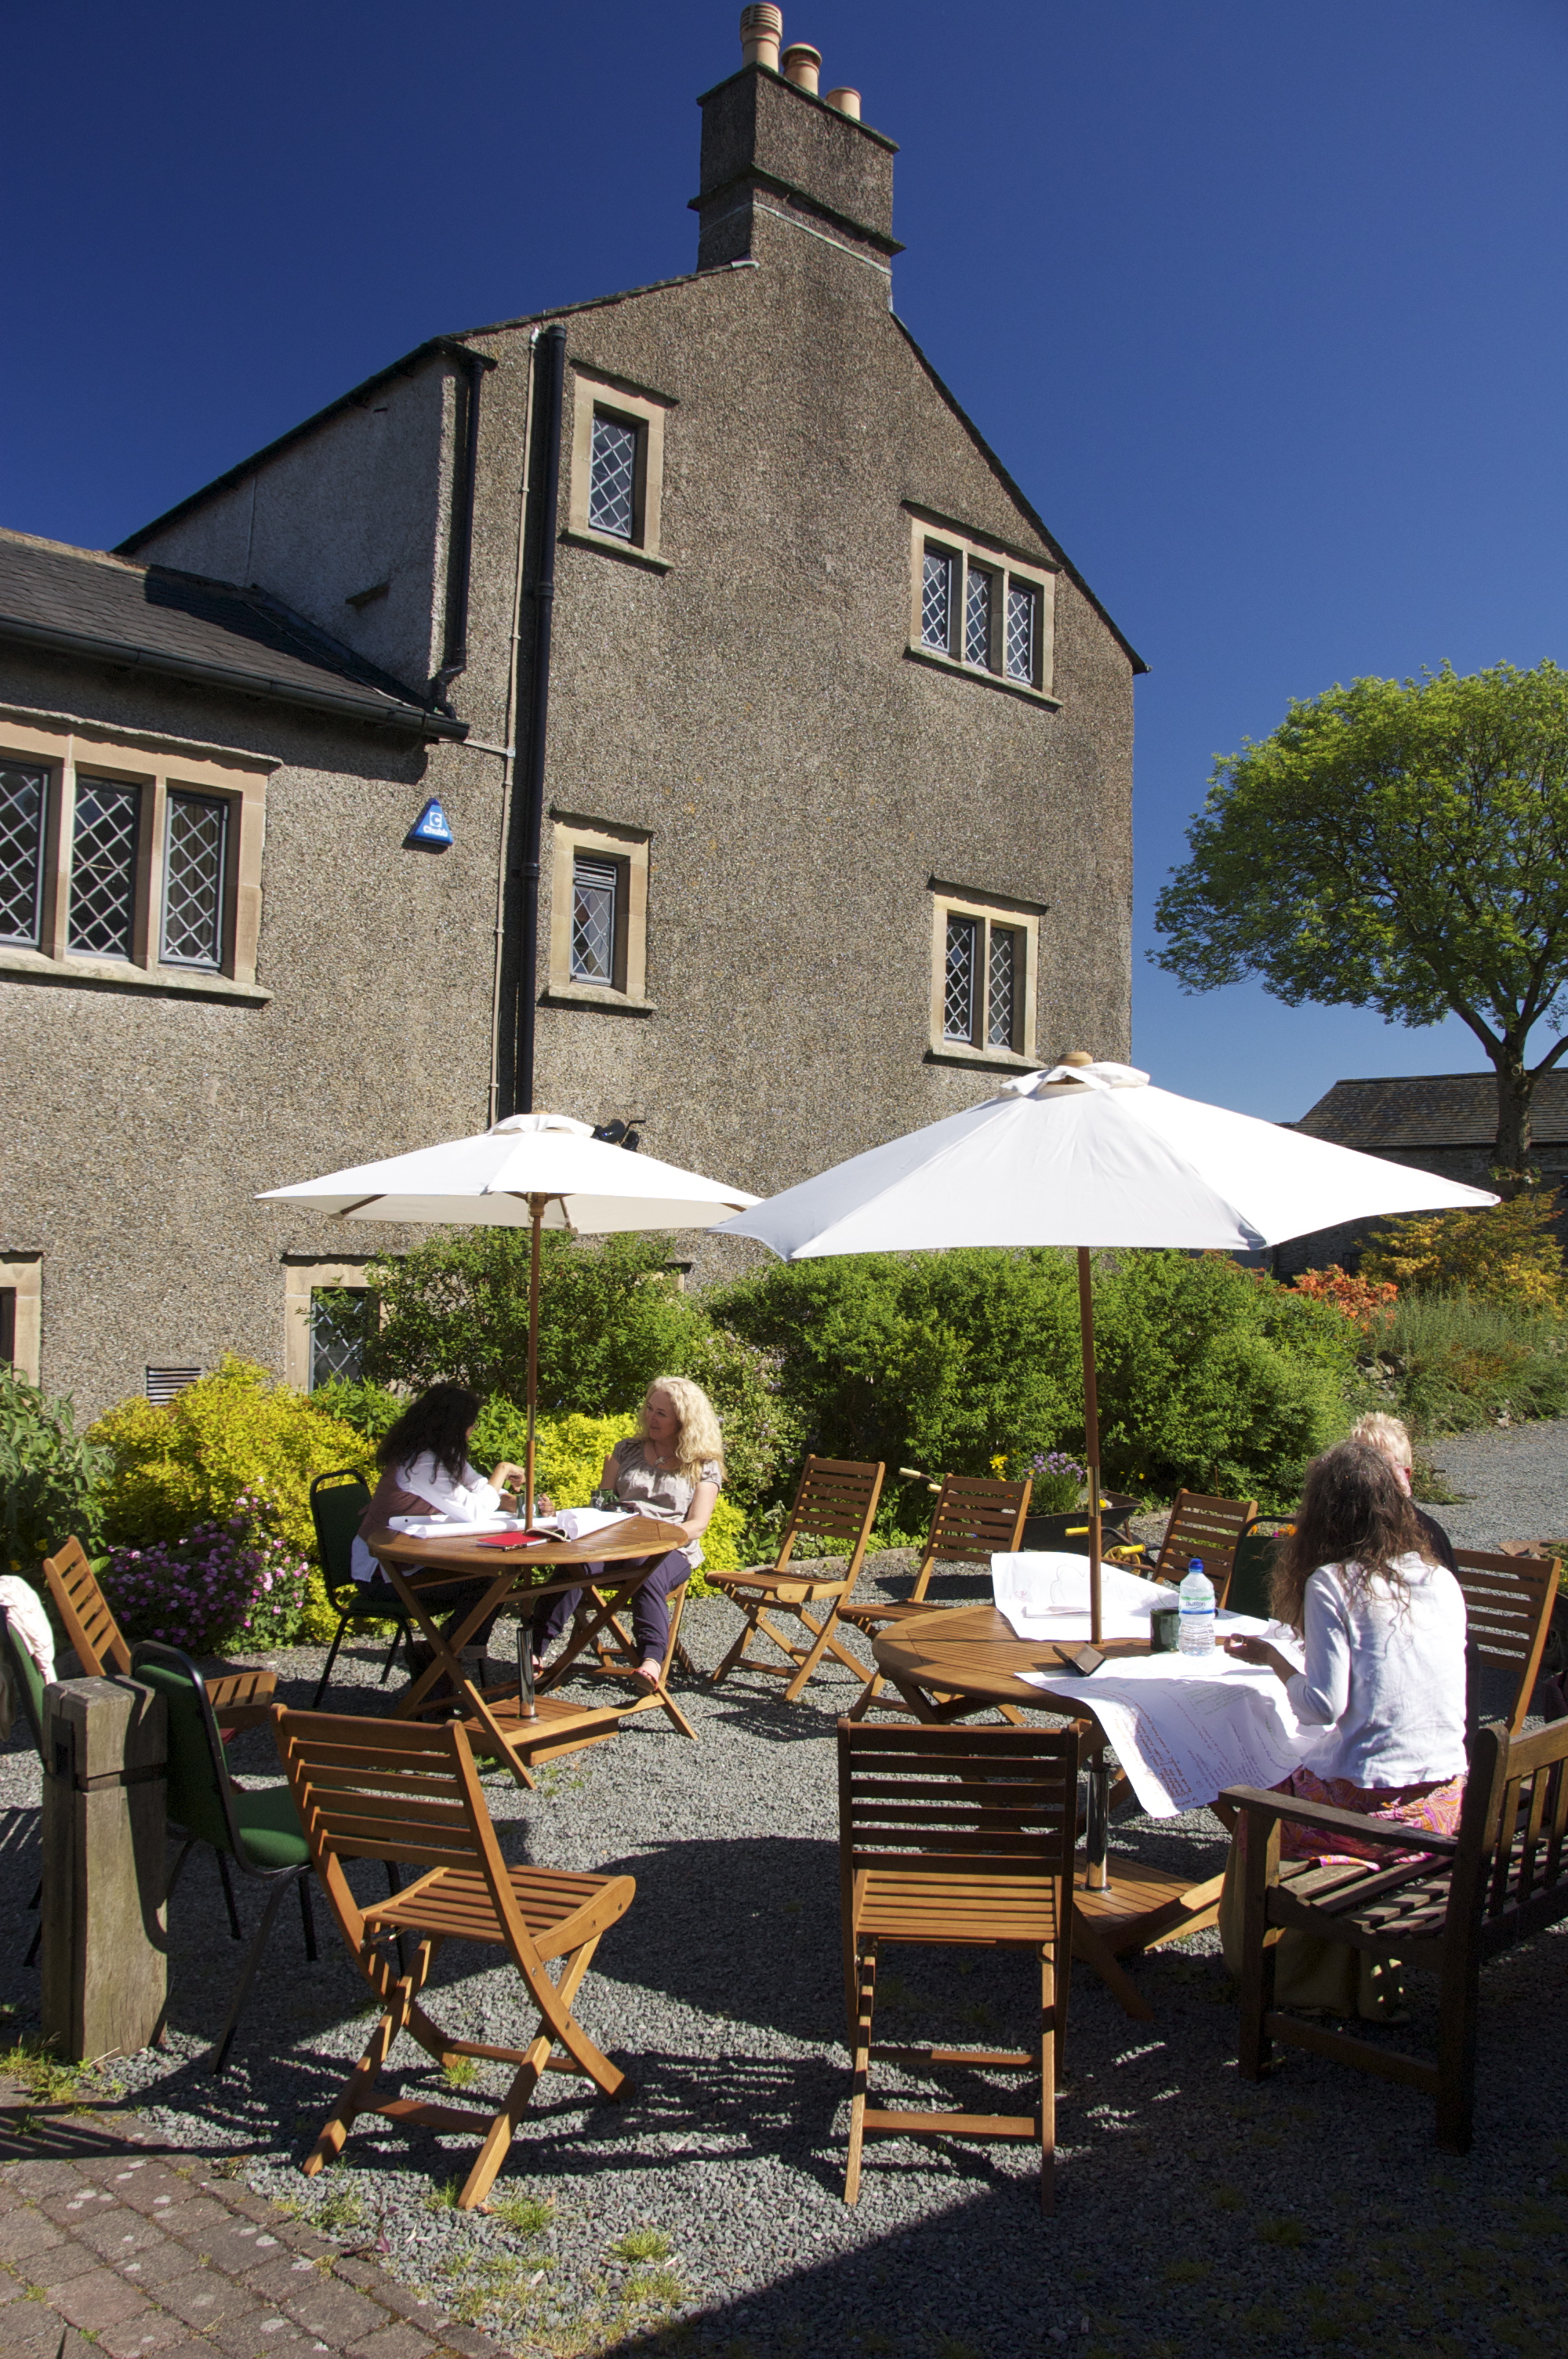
[0,2082,509,2359]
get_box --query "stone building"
[0,11,1142,1417]
[1272,1070,1568,1276]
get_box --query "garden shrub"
[0,1366,111,1572]
[1290,1265,1399,1328]
[90,1358,372,1643]
[1364,1289,1568,1436]
[1361,1189,1563,1307]
[101,1496,315,1654]
[362,1229,706,1416]
[310,1378,402,1444]
[711,1247,1360,1516]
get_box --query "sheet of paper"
[1019,1648,1307,1818]
[991,1551,1174,1641]
[555,1506,637,1541]
[387,1514,521,1538]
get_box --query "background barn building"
[0,13,1142,1416]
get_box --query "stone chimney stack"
[692,10,900,278]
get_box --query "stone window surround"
[564,365,674,572]
[0,1254,41,1384]
[927,880,1043,1071]
[0,712,271,1002]
[905,508,1060,706]
[282,1257,378,1394]
[543,812,652,1016]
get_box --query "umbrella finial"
[1061,1050,1094,1067]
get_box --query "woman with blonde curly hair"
[535,1376,724,1689]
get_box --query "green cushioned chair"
[1,1601,49,1965]
[310,1468,419,1710]
[130,1640,315,2075]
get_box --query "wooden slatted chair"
[1451,1547,1559,1733]
[840,1474,1032,1721]
[43,1537,277,1733]
[837,1718,1079,2212]
[707,1457,886,1703]
[544,1573,699,1740]
[274,1707,637,2210]
[1146,1491,1258,1604]
[1227,1713,1568,2152]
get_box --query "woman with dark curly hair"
[1220,1438,1468,2017]
[350,1383,529,1677]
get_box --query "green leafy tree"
[0,1367,111,1572]
[1154,660,1568,1194]
[362,1230,705,1415]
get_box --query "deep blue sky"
[7,0,1564,1118]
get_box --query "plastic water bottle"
[1178,1558,1215,1656]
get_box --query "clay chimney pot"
[781,42,822,93]
[739,5,782,71]
[824,85,861,118]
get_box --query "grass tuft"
[488,2192,555,2236]
[441,2056,481,2090]
[1256,2215,1310,2248]
[612,2228,673,2263]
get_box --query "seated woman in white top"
[1221,1438,1468,2016]
[352,1385,528,1658]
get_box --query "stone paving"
[0,2077,507,2359]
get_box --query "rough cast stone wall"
[0,648,505,1416]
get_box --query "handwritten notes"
[1023,1649,1307,1818]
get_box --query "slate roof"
[0,529,465,739]
[1296,1073,1568,1150]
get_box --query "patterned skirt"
[1278,1763,1466,1866]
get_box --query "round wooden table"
[365,1514,686,1784]
[872,1605,1223,2023]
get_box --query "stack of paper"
[991,1551,1176,1642]
[387,1514,520,1538]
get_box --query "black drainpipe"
[515,322,567,1116]
[431,350,488,707]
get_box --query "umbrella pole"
[525,1195,543,1519]
[1076,1247,1102,1649]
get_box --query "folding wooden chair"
[1228,1714,1568,2153]
[1145,1491,1258,1603]
[1451,1547,1559,1733]
[545,1572,699,1740]
[837,1718,1079,2212]
[274,1707,637,2209]
[43,1536,277,1733]
[840,1473,1031,1720]
[707,1457,885,1702]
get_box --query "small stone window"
[160,793,229,969]
[567,366,672,569]
[0,723,269,997]
[0,1253,40,1383]
[547,815,651,1013]
[929,883,1041,1068]
[67,778,141,960]
[907,511,1057,701]
[310,1287,373,1390]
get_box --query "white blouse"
[350,1454,503,1583]
[1287,1553,1468,1788]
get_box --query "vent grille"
[145,1365,201,1405]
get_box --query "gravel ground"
[2,1539,1566,2359]
[1417,1416,1568,1548]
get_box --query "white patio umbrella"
[260,1114,759,1510]
[717,1056,1497,1643]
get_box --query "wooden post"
[42,1677,167,2063]
[1076,1247,1102,1649]
[524,1194,544,1519]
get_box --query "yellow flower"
[989,1453,1008,1476]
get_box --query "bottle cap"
[1188,1558,1204,1574]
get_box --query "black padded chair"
[130,1639,315,2074]
[310,1467,419,1709]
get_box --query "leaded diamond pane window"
[161,793,228,969]
[0,764,46,948]
[67,778,140,958]
[588,413,638,540]
[922,547,956,651]
[965,566,993,668]
[988,927,1018,1048]
[944,914,978,1041]
[310,1288,372,1390]
[572,855,619,983]
[1006,583,1036,682]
